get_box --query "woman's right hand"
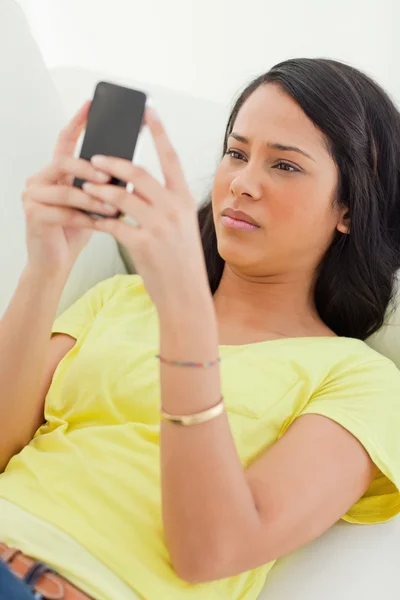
[22,100,120,277]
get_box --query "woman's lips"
[221,215,260,231]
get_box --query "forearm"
[0,264,69,463]
[159,292,260,582]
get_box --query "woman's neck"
[212,266,333,343]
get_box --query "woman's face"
[212,83,348,277]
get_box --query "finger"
[82,183,154,226]
[144,107,186,191]
[54,99,92,159]
[90,211,147,249]
[90,156,168,207]
[27,155,111,186]
[25,184,120,217]
[25,202,96,229]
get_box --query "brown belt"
[0,542,93,599]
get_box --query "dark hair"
[197,57,400,340]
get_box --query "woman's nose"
[230,171,263,201]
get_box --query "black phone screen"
[73,81,147,191]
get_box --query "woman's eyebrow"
[228,132,316,163]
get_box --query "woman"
[0,57,400,600]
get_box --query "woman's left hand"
[83,107,210,313]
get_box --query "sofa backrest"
[1,0,398,369]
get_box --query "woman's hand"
[23,100,119,277]
[83,108,211,313]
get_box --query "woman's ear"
[337,209,350,234]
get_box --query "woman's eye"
[274,162,299,173]
[225,149,245,161]
[225,150,300,173]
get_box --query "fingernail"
[104,203,116,212]
[91,155,107,166]
[94,170,110,182]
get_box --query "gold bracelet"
[160,396,225,426]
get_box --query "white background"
[17,0,399,105]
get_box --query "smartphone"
[73,81,148,219]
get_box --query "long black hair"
[197,58,400,340]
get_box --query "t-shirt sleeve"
[51,274,129,340]
[299,355,400,524]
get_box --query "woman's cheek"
[211,170,230,212]
[271,179,315,219]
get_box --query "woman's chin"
[217,239,261,268]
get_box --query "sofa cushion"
[0,1,128,318]
[0,0,65,316]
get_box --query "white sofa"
[1,1,399,598]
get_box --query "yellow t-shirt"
[0,273,400,600]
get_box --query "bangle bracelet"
[156,354,221,368]
[160,396,225,426]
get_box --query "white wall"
[17,0,399,105]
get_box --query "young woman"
[0,57,399,600]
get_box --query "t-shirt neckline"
[218,335,361,349]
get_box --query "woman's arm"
[159,298,377,583]
[0,265,70,470]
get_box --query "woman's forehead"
[233,84,327,155]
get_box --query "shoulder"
[100,273,154,311]
[299,334,399,379]
[97,273,145,299]
[294,337,400,427]
[74,274,148,313]
[302,339,400,425]
[326,338,400,383]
